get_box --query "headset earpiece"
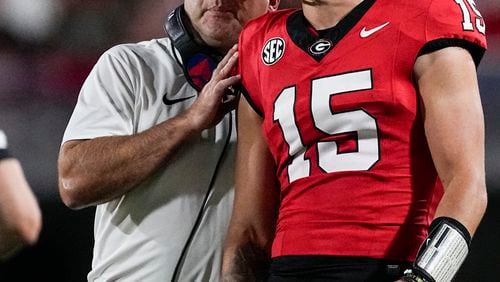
[165,5,223,92]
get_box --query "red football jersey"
[238,0,486,261]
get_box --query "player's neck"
[302,0,364,30]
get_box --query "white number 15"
[273,69,380,183]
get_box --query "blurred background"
[0,0,498,281]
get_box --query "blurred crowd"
[0,0,171,103]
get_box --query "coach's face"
[185,0,279,52]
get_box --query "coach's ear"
[269,0,280,11]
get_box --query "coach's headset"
[164,5,224,92]
[165,5,234,282]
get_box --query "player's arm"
[58,46,240,210]
[0,157,42,260]
[401,46,487,282]
[221,96,280,281]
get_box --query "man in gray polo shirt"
[58,0,280,281]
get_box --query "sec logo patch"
[262,37,285,65]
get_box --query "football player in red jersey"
[222,0,488,281]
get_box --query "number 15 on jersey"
[273,69,380,183]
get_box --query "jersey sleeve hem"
[240,86,264,117]
[418,38,486,67]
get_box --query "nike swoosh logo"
[162,94,195,105]
[360,22,390,38]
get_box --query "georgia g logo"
[310,39,332,55]
[262,37,285,65]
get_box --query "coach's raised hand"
[183,44,240,131]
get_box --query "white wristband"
[414,217,470,282]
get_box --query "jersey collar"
[286,0,376,62]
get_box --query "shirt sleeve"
[62,46,137,144]
[419,0,487,66]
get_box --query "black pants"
[268,256,411,282]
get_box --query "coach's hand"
[183,44,240,131]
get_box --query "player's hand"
[184,44,240,131]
